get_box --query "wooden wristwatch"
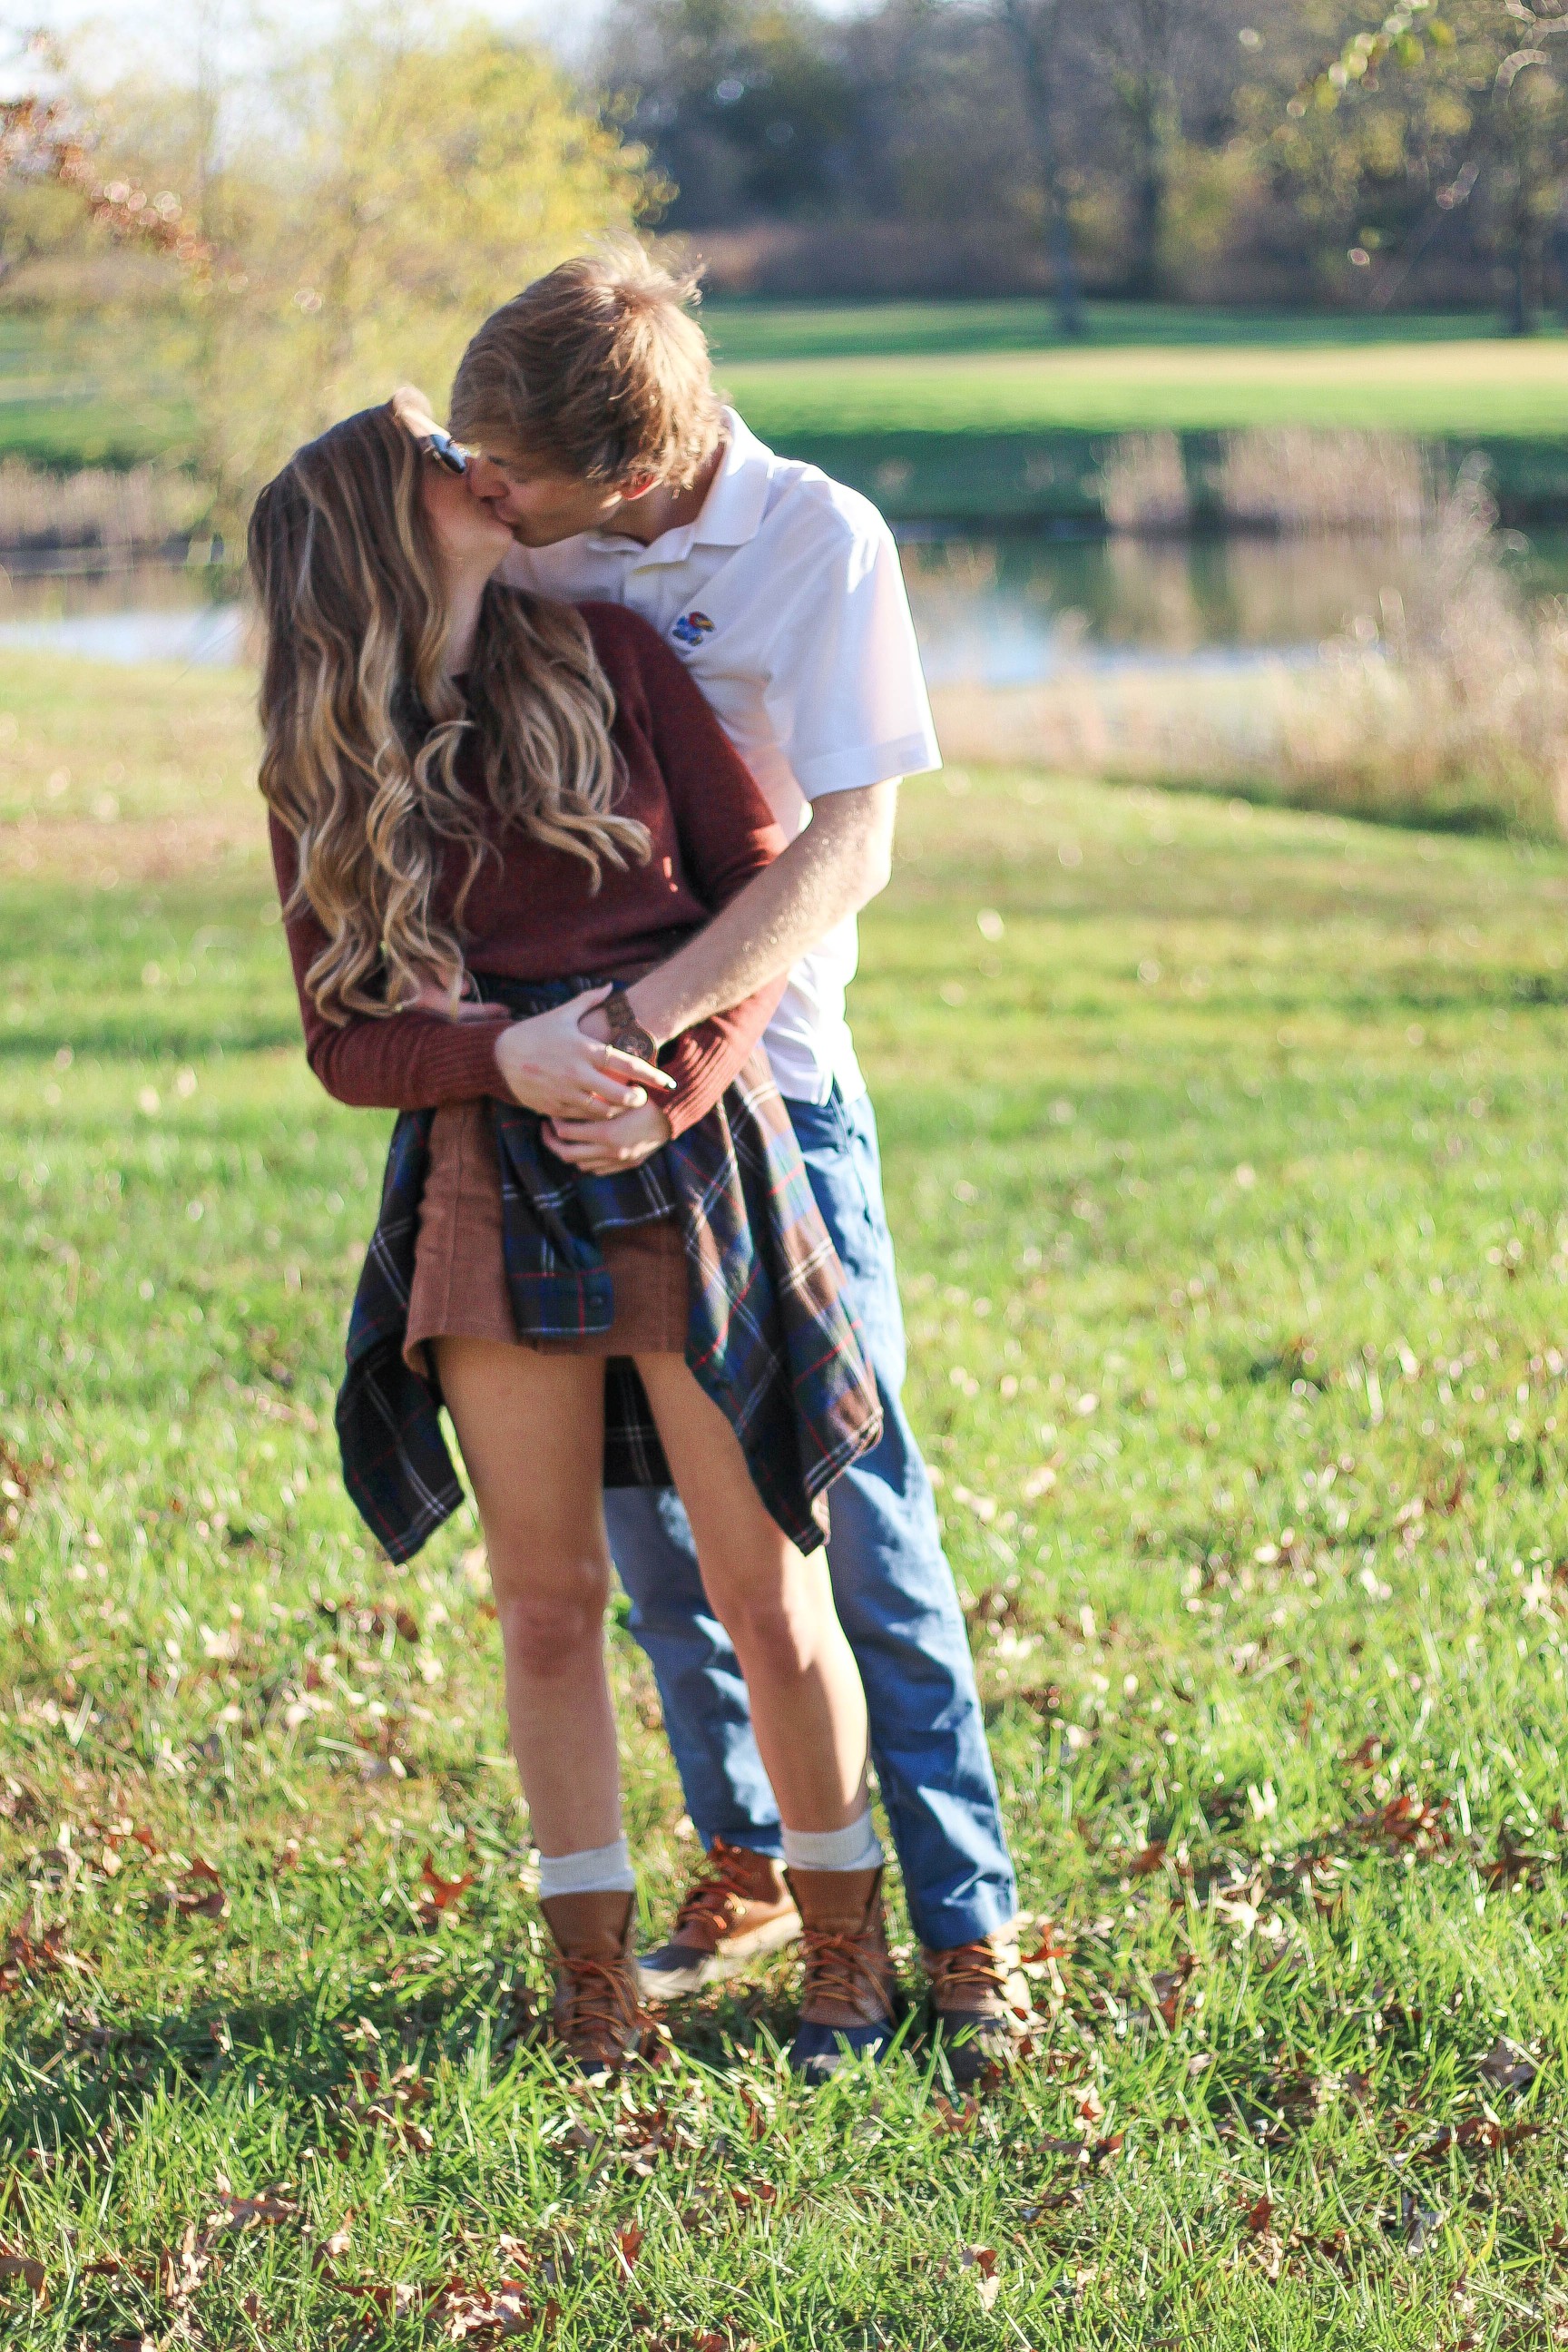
[603,987,659,1067]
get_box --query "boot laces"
[927,1939,1010,2003]
[672,1841,771,1942]
[801,1926,889,2017]
[559,1951,642,2050]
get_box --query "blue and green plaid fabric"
[336,975,883,1563]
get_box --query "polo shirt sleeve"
[764,497,942,800]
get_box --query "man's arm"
[619,779,898,1047]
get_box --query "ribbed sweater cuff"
[419,1014,510,1104]
[662,1032,730,1137]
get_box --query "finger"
[579,1081,646,1113]
[566,983,614,1013]
[593,1044,675,1092]
[543,1132,609,1168]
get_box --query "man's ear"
[616,473,662,505]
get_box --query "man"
[447,244,1023,2082]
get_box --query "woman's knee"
[703,1568,831,1678]
[491,1548,611,1673]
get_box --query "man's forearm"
[626,779,898,1045]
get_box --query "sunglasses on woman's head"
[419,425,472,476]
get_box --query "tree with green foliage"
[1277,0,1568,329]
[16,9,652,520]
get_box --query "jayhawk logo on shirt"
[671,610,716,649]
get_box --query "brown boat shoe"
[540,1889,650,2080]
[787,1863,898,2082]
[924,1929,1033,2086]
[637,1837,802,2001]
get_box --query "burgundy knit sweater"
[270,602,787,1138]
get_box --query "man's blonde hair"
[451,242,723,490]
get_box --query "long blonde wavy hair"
[248,398,649,1024]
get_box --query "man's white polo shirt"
[502,408,941,1106]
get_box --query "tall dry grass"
[1214,428,1434,536]
[1094,424,1438,537]
[0,462,203,553]
[929,460,1568,838]
[1096,432,1192,534]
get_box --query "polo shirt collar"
[583,407,770,564]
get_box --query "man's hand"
[622,779,898,1047]
[543,1098,673,1174]
[492,985,675,1122]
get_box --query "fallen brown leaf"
[932,2092,979,2135]
[209,2181,297,2232]
[418,1855,475,1928]
[0,2245,45,2295]
[1476,2035,1539,2097]
[0,1920,92,1994]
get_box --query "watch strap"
[603,986,658,1066]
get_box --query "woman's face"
[419,456,514,577]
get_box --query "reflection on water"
[0,565,247,666]
[3,531,1565,676]
[900,528,1568,687]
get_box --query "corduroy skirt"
[402,1100,688,1373]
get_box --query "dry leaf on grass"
[208,2180,297,2232]
[0,1920,93,1993]
[958,2244,1001,2310]
[152,1857,229,1922]
[0,2245,45,2296]
[1477,2035,1539,2096]
[338,2062,435,2155]
[418,1855,475,1929]
[434,2278,539,2340]
[932,2092,979,2135]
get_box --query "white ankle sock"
[780,1808,884,1874]
[536,1837,636,1900]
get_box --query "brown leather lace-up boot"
[638,1837,801,2001]
[924,1931,1033,2086]
[785,1864,897,2082]
[540,1889,649,2080]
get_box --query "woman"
[248,396,897,2079]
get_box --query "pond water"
[3,528,1566,680]
[901,525,1568,687]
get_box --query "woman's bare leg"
[632,1354,869,1837]
[432,1338,619,1857]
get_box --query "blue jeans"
[606,1088,1017,1952]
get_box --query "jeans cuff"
[699,1827,785,1861]
[909,1888,1020,1954]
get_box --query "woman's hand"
[542,1098,673,1174]
[493,985,675,1122]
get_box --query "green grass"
[720,340,1568,442]
[706,303,1568,524]
[0,317,188,470]
[703,299,1556,363]
[3,655,1568,2346]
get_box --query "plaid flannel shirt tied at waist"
[337,973,884,1564]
